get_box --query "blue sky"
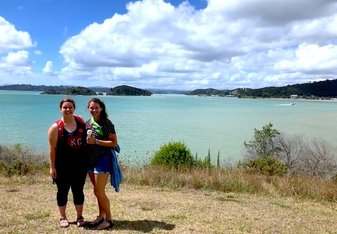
[0,0,337,90]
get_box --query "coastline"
[2,91,337,167]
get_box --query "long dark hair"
[59,98,76,109]
[87,98,108,120]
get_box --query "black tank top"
[55,118,87,169]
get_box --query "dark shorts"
[88,154,111,174]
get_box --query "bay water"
[1,90,337,166]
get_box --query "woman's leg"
[71,170,87,219]
[59,206,67,219]
[93,173,111,221]
[56,181,70,219]
[56,178,70,227]
[89,172,105,220]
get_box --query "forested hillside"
[188,79,337,98]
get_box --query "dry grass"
[123,166,337,202]
[1,174,337,233]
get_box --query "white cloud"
[4,50,31,66]
[3,0,336,89]
[0,17,34,82]
[275,43,337,73]
[56,0,337,89]
[42,60,57,75]
[0,50,32,80]
[34,50,42,55]
[0,16,33,53]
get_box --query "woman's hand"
[87,136,96,145]
[50,167,57,179]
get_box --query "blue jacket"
[110,145,122,192]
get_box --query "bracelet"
[95,139,99,145]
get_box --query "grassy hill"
[188,79,337,98]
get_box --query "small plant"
[240,156,288,176]
[150,141,194,168]
[195,149,214,169]
[205,149,211,168]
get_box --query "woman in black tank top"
[48,98,88,228]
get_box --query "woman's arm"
[48,123,58,179]
[95,133,117,148]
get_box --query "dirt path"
[1,176,337,233]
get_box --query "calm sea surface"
[1,90,337,166]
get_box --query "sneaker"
[96,219,113,230]
[86,216,104,229]
[76,216,86,227]
[59,218,69,228]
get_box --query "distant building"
[290,95,298,99]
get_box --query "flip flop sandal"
[59,218,69,228]
[86,216,104,228]
[96,219,114,230]
[76,216,86,227]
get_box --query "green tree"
[244,123,280,158]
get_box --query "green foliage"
[204,149,212,168]
[187,88,230,96]
[150,143,217,169]
[64,86,96,95]
[151,141,195,168]
[244,123,280,158]
[107,85,152,96]
[0,144,48,176]
[194,149,216,169]
[42,88,60,94]
[240,156,288,176]
[42,86,96,95]
[187,79,337,98]
[243,124,286,176]
[233,79,337,98]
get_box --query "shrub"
[244,123,280,159]
[274,134,337,178]
[150,141,194,168]
[244,123,337,179]
[240,156,288,176]
[0,144,48,176]
[272,134,304,172]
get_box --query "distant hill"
[233,79,337,98]
[106,85,152,96]
[0,84,151,96]
[187,79,337,99]
[188,88,230,96]
[2,79,337,98]
[0,84,70,92]
[41,86,96,95]
[0,84,157,95]
[0,84,111,93]
[148,88,188,94]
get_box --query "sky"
[0,0,337,90]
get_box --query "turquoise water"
[1,90,337,166]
